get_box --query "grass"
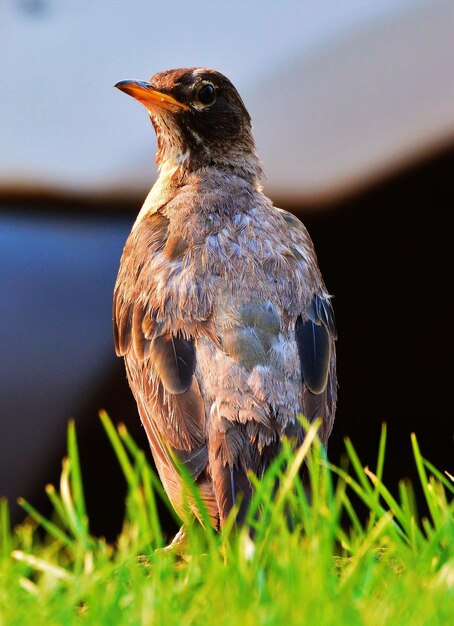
[0,415,452,626]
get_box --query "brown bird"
[114,68,337,534]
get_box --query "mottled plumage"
[114,68,337,529]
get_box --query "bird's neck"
[157,150,263,188]
[133,155,263,231]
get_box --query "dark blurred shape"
[0,145,452,540]
[302,146,453,489]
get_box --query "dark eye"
[195,83,216,107]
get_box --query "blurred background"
[1,0,453,538]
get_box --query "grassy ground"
[0,415,452,625]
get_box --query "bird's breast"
[125,194,317,344]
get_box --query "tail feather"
[213,462,252,526]
[210,429,253,526]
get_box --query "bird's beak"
[115,79,189,113]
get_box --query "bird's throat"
[132,160,181,231]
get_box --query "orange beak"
[115,79,189,113]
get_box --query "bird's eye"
[194,82,216,107]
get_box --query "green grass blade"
[0,497,12,557]
[141,465,164,548]
[119,423,177,517]
[17,498,75,548]
[411,434,442,529]
[364,467,421,547]
[12,550,73,582]
[99,411,135,487]
[174,456,217,551]
[375,423,387,485]
[341,490,363,537]
[344,437,374,496]
[340,512,393,587]
[422,458,454,495]
[45,484,71,531]
[67,419,87,524]
[398,480,421,550]
[59,457,88,545]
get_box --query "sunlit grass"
[0,415,452,625]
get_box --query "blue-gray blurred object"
[0,211,129,506]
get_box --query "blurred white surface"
[1,0,453,201]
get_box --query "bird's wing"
[113,211,216,524]
[276,208,338,442]
[296,293,337,442]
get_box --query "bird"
[113,68,337,534]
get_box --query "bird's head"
[115,68,262,182]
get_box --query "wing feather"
[113,211,214,524]
[150,333,196,394]
[296,293,337,442]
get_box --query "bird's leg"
[155,525,188,557]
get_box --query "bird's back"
[114,169,336,527]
